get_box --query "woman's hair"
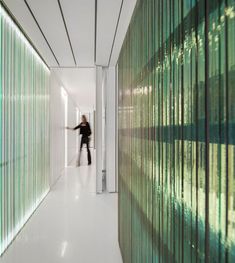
[82,115,87,123]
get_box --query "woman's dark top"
[74,122,91,137]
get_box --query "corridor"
[0,0,235,262]
[0,152,122,263]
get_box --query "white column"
[115,65,119,192]
[96,66,104,193]
[106,67,117,192]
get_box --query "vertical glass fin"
[118,0,235,262]
[0,4,50,255]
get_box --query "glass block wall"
[0,5,50,255]
[118,0,235,262]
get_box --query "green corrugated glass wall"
[0,4,50,255]
[118,0,235,262]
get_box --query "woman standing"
[67,115,92,165]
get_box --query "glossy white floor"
[0,150,123,263]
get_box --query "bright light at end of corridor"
[61,87,68,167]
[61,241,68,257]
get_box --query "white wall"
[90,111,95,148]
[50,72,65,186]
[50,70,78,185]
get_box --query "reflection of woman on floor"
[67,115,92,165]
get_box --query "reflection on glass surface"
[118,0,235,262]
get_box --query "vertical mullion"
[205,0,210,261]
[224,0,229,262]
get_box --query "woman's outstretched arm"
[66,123,81,130]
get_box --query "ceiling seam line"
[24,0,60,66]
[57,0,77,66]
[108,0,124,67]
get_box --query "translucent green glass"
[0,4,50,255]
[118,0,235,262]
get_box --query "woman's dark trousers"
[80,136,91,164]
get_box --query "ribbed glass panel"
[118,0,235,262]
[0,4,50,255]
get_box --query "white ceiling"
[2,0,136,107]
[95,0,122,66]
[27,0,75,66]
[109,0,137,65]
[60,0,95,67]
